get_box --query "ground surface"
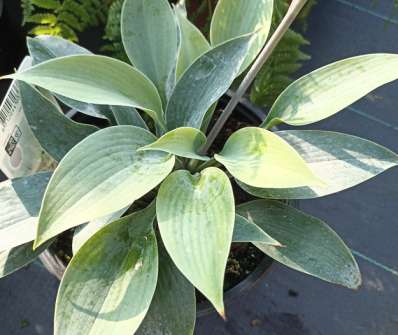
[1,1,398,334]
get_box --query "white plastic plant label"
[0,57,55,178]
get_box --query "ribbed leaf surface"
[237,200,361,288]
[55,206,158,335]
[215,127,324,188]
[157,168,234,315]
[238,130,398,199]
[210,0,273,74]
[262,54,398,128]
[139,127,209,160]
[35,126,175,248]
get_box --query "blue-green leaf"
[262,54,398,128]
[137,242,196,335]
[110,105,148,129]
[19,82,97,162]
[174,2,210,79]
[238,130,398,199]
[55,206,158,335]
[237,200,361,289]
[34,126,175,248]
[0,172,51,251]
[27,35,112,120]
[4,55,165,129]
[72,207,128,254]
[210,0,273,74]
[165,35,252,130]
[157,168,235,316]
[214,127,324,189]
[233,214,280,245]
[121,0,179,105]
[0,241,51,278]
[139,127,209,160]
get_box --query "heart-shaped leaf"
[72,207,128,254]
[121,0,179,105]
[165,34,252,130]
[233,214,280,245]
[238,130,398,199]
[139,127,209,161]
[0,172,51,251]
[210,0,273,74]
[4,55,165,129]
[262,54,398,128]
[137,242,196,335]
[174,2,210,79]
[214,127,324,188]
[0,241,51,278]
[237,200,361,288]
[157,167,235,315]
[35,126,175,248]
[19,82,97,162]
[55,206,158,335]
[110,106,148,129]
[27,35,112,120]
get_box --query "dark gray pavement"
[1,1,398,334]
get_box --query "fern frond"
[58,22,79,41]
[25,13,58,25]
[103,0,122,40]
[62,1,91,26]
[22,0,112,42]
[31,0,62,9]
[58,11,83,31]
[29,24,61,36]
[250,0,315,108]
[21,0,35,25]
[102,0,128,61]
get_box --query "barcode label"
[0,56,56,178]
[0,84,20,130]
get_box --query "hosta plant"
[2,0,398,334]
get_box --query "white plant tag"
[0,57,55,178]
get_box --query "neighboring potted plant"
[1,0,398,334]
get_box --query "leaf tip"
[350,270,362,290]
[33,223,50,251]
[218,308,227,321]
[32,238,43,251]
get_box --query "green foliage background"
[21,0,315,108]
[21,0,111,41]
[250,0,316,108]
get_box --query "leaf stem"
[187,158,200,172]
[200,0,308,154]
